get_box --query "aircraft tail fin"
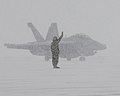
[46,23,59,41]
[27,22,44,42]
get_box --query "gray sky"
[0,0,120,60]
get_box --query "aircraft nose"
[99,44,107,50]
[96,43,107,50]
[103,44,107,49]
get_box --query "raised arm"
[58,32,63,42]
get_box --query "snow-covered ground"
[0,56,120,96]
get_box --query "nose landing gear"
[79,56,85,61]
[45,56,50,61]
[67,57,71,61]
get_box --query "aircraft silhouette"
[4,23,106,61]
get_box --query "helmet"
[53,36,57,41]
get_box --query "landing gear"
[79,56,85,61]
[67,57,71,61]
[45,56,50,61]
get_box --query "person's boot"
[55,66,60,69]
[53,66,60,69]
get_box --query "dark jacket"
[51,33,63,55]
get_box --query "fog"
[1,0,120,95]
[0,0,120,60]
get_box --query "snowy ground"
[0,56,120,96]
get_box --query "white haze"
[0,0,120,95]
[0,0,120,60]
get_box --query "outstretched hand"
[62,32,63,35]
[58,32,63,41]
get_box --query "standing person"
[51,32,63,68]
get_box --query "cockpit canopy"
[65,33,92,41]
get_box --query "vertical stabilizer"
[27,22,44,42]
[46,23,59,41]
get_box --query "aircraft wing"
[4,41,75,50]
[4,42,52,50]
[4,43,33,50]
[30,40,75,46]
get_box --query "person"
[51,32,63,68]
